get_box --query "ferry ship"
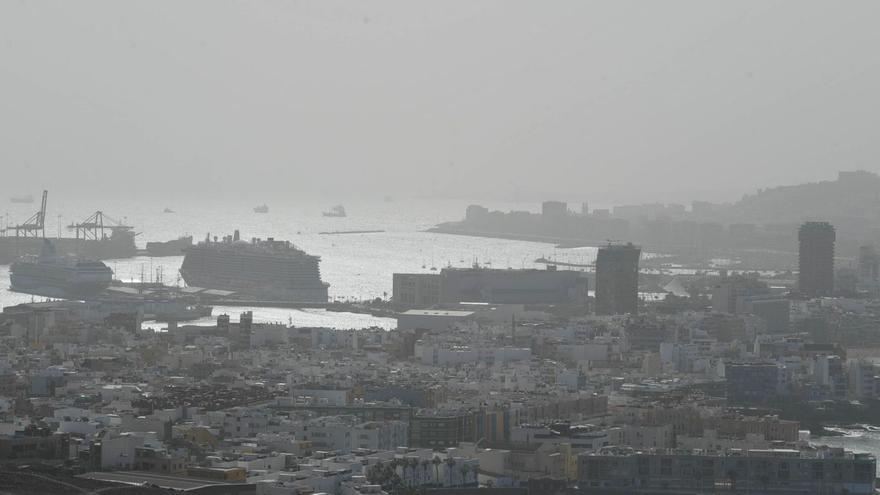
[179,230,329,302]
[9,239,113,299]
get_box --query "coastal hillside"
[722,171,880,224]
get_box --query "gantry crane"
[67,210,133,240]
[2,190,47,238]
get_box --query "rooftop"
[400,310,474,317]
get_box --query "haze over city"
[2,1,880,202]
[3,2,880,495]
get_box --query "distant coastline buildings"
[432,171,880,272]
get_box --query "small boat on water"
[163,207,175,213]
[323,205,346,217]
[254,205,269,214]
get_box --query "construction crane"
[1,190,47,238]
[67,210,133,241]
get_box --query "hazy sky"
[1,1,879,204]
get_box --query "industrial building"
[439,267,588,305]
[392,267,588,307]
[396,309,475,331]
[711,277,790,333]
[541,200,568,220]
[392,273,442,307]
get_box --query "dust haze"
[1,1,879,204]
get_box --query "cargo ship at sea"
[179,230,329,302]
[9,239,113,299]
[323,205,346,217]
[0,191,137,264]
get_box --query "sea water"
[0,195,598,329]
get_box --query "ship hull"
[179,271,328,301]
[145,236,193,257]
[10,264,112,299]
[9,276,109,299]
[179,242,329,303]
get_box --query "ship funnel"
[233,230,240,242]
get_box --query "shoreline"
[428,226,798,272]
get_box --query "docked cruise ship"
[10,240,113,299]
[179,231,329,302]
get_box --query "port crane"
[1,190,47,238]
[67,211,133,241]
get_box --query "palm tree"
[759,474,770,492]
[432,456,442,485]
[370,464,381,483]
[370,462,391,486]
[396,458,407,487]
[382,461,396,488]
[408,458,420,487]
[444,457,456,487]
[420,459,431,485]
[693,468,703,492]
[726,469,738,491]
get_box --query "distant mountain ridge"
[722,171,880,224]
